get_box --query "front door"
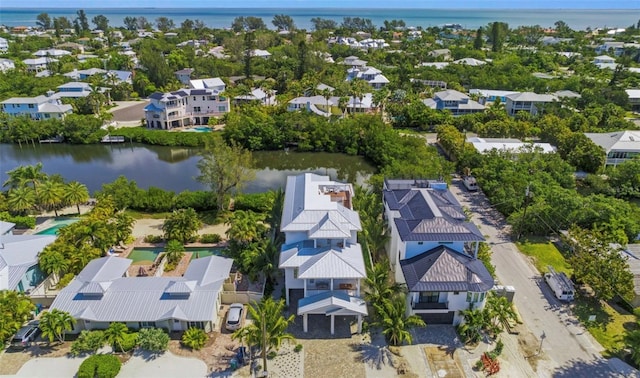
[172,319,183,331]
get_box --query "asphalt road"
[447,178,620,376]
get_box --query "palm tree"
[163,239,185,264]
[38,180,65,216]
[3,165,26,190]
[104,322,129,352]
[64,181,90,214]
[372,87,390,118]
[625,328,640,366]
[20,163,47,196]
[232,298,295,375]
[266,188,285,244]
[113,211,134,245]
[364,261,405,317]
[225,210,267,246]
[484,293,518,336]
[7,186,36,215]
[320,88,332,117]
[181,327,208,350]
[39,309,76,343]
[162,208,202,244]
[373,295,425,346]
[38,248,69,283]
[457,306,489,344]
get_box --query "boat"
[101,135,125,143]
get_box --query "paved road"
[447,178,621,376]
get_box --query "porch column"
[303,279,307,298]
[330,279,334,291]
[330,315,335,335]
[356,280,360,296]
[357,315,362,334]
[303,314,308,333]
[474,242,479,259]
[285,284,290,306]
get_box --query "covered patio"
[297,291,367,335]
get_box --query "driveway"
[448,178,615,375]
[109,100,149,124]
[118,351,207,378]
[0,355,87,377]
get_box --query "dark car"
[10,321,40,349]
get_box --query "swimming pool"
[182,126,212,132]
[35,219,79,235]
[127,247,224,265]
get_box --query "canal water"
[0,143,376,194]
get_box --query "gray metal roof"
[0,234,56,290]
[400,246,494,292]
[0,221,15,235]
[279,243,366,279]
[297,290,367,316]
[384,185,484,242]
[584,131,640,153]
[51,255,233,322]
[77,257,131,282]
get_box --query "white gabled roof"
[189,77,226,90]
[0,234,56,291]
[297,291,367,316]
[279,243,366,279]
[584,131,640,153]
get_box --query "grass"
[516,237,573,275]
[573,295,638,356]
[124,210,171,220]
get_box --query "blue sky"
[2,0,638,8]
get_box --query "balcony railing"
[412,301,449,310]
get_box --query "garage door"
[418,311,455,324]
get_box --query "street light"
[538,331,546,355]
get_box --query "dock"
[101,135,126,143]
[39,136,64,143]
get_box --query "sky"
[1,0,638,8]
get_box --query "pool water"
[128,247,223,265]
[183,126,212,132]
[35,219,79,235]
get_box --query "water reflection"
[1,144,376,194]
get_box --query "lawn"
[516,238,573,275]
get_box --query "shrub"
[164,261,177,272]
[267,351,277,359]
[234,193,274,213]
[0,212,36,229]
[144,234,164,243]
[119,332,138,352]
[138,328,169,352]
[181,327,207,350]
[57,273,75,289]
[77,354,121,378]
[294,344,303,353]
[70,330,106,356]
[199,233,222,243]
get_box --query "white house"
[423,89,485,116]
[592,55,618,70]
[505,92,557,116]
[467,137,557,154]
[0,58,15,72]
[287,93,374,117]
[22,57,57,72]
[1,94,73,120]
[54,82,94,98]
[50,255,233,333]
[0,231,56,293]
[383,179,493,324]
[278,173,367,335]
[0,37,9,53]
[145,87,229,129]
[584,130,640,166]
[174,68,194,86]
[33,48,72,58]
[234,88,277,106]
[627,89,640,112]
[346,66,390,89]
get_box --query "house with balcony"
[55,82,94,98]
[50,255,233,333]
[346,66,389,89]
[0,228,56,293]
[145,84,229,130]
[505,92,557,116]
[287,93,374,117]
[585,130,640,166]
[278,173,367,335]
[627,89,640,112]
[383,179,493,324]
[423,89,485,116]
[469,89,519,105]
[234,88,277,106]
[1,94,73,120]
[22,57,57,72]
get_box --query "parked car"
[225,303,244,331]
[10,321,40,349]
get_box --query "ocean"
[0,8,637,31]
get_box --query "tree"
[457,306,489,344]
[104,322,129,352]
[163,239,186,265]
[364,261,405,317]
[0,291,35,345]
[36,13,52,29]
[489,22,509,53]
[137,328,169,353]
[64,181,90,214]
[123,16,138,31]
[196,135,255,211]
[38,180,65,216]
[7,186,36,214]
[39,248,69,283]
[373,295,425,346]
[310,17,337,31]
[156,17,175,32]
[243,32,256,79]
[70,330,106,356]
[272,14,295,31]
[625,328,640,367]
[92,15,109,31]
[232,298,295,375]
[76,10,90,34]
[181,327,207,350]
[474,27,484,49]
[225,210,267,246]
[113,211,134,246]
[162,208,201,244]
[39,309,76,343]
[484,293,517,336]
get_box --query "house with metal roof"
[278,173,367,335]
[234,88,277,106]
[467,137,557,154]
[145,82,229,130]
[505,92,557,116]
[584,130,640,166]
[0,232,56,293]
[423,89,485,116]
[346,65,390,89]
[50,255,233,333]
[1,93,73,120]
[383,179,493,324]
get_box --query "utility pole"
[517,184,532,240]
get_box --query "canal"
[0,143,376,194]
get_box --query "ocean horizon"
[0,8,637,31]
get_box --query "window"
[174,319,180,323]
[466,292,485,303]
[419,291,439,303]
[28,104,35,108]
[138,321,156,328]
[188,321,205,329]
[193,97,196,101]
[418,242,424,245]
[218,106,226,112]
[202,96,205,101]
[453,291,459,295]
[193,106,201,112]
[44,114,50,118]
[293,268,298,279]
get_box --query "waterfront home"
[145,87,229,129]
[505,92,557,116]
[584,130,640,166]
[383,179,493,324]
[54,82,94,98]
[467,137,557,154]
[287,93,374,116]
[22,57,57,72]
[0,37,8,53]
[1,93,73,120]
[50,255,233,333]
[234,88,277,106]
[423,89,485,116]
[279,173,367,334]
[0,228,56,293]
[0,58,15,72]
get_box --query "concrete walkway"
[119,351,207,378]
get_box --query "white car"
[225,303,244,331]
